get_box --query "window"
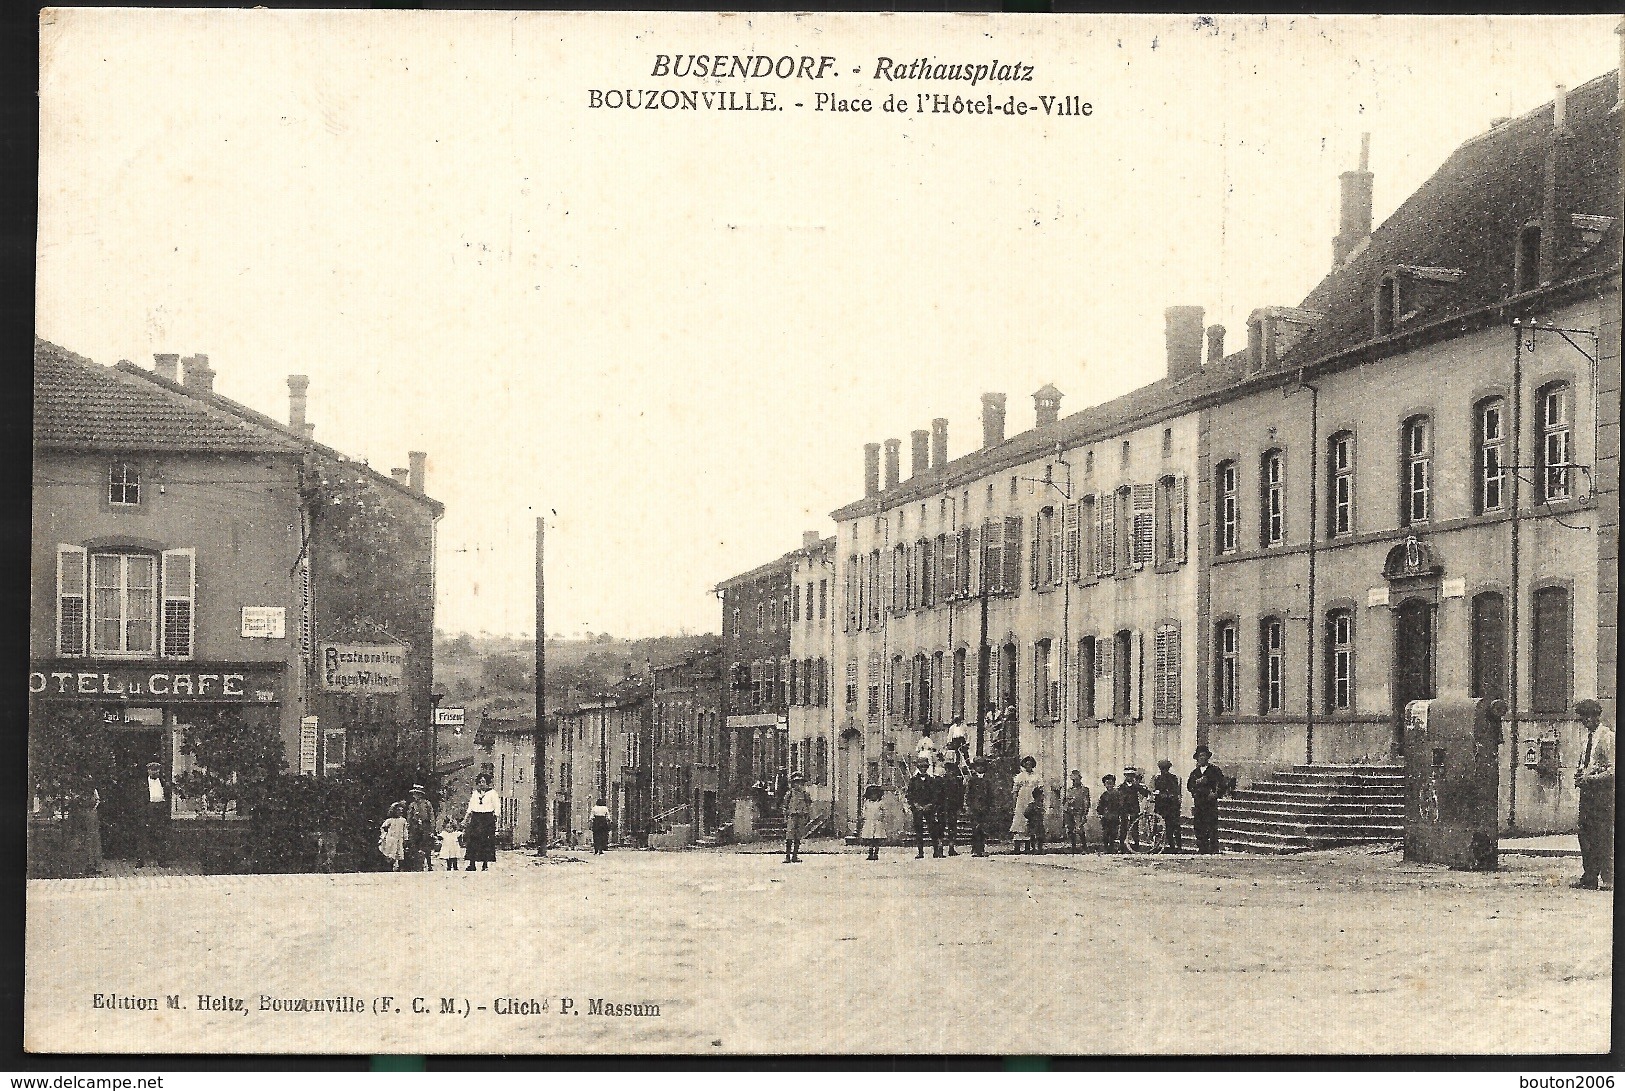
[1260,617,1284,714]
[1469,592,1506,701]
[792,585,801,622]
[1217,461,1238,553]
[756,603,764,633]
[1161,427,1173,456]
[1153,624,1181,723]
[889,655,903,715]
[1115,487,1134,571]
[1260,449,1285,547]
[814,737,827,786]
[1120,440,1131,465]
[1215,621,1238,715]
[818,579,827,620]
[1475,399,1506,514]
[91,552,157,655]
[1538,383,1572,502]
[1034,639,1053,722]
[788,660,800,706]
[1079,495,1097,577]
[1402,416,1431,525]
[779,657,790,707]
[931,651,945,723]
[1037,506,1056,585]
[1530,586,1570,713]
[1113,631,1133,720]
[1328,432,1355,536]
[1076,637,1096,720]
[1155,475,1185,565]
[160,549,195,658]
[1325,610,1354,712]
[732,608,740,637]
[109,460,141,506]
[951,648,966,720]
[1085,450,1094,476]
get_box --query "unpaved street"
[26,846,1611,1055]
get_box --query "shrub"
[28,701,116,820]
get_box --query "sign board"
[241,606,287,639]
[433,706,466,727]
[1367,587,1390,608]
[300,716,319,776]
[319,643,407,694]
[1441,577,1467,599]
[29,664,280,703]
[323,727,347,774]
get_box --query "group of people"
[843,725,1233,859]
[377,773,500,872]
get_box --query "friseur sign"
[28,661,283,702]
[320,642,407,694]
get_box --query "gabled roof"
[713,548,799,592]
[33,339,306,455]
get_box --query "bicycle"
[1125,793,1167,854]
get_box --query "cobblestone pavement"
[26,844,1610,1056]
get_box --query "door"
[1392,599,1435,750]
[839,735,863,835]
[104,724,166,859]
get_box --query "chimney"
[802,529,821,552]
[1164,306,1205,381]
[408,450,427,493]
[287,375,309,435]
[1246,311,1266,375]
[1332,133,1374,267]
[930,418,948,469]
[181,354,215,394]
[883,439,901,489]
[391,468,410,486]
[152,353,180,383]
[910,429,930,478]
[980,393,1007,448]
[1032,384,1062,428]
[1539,83,1576,286]
[863,443,881,497]
[1206,324,1227,367]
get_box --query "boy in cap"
[1062,771,1091,853]
[1095,774,1122,853]
[1152,759,1183,852]
[783,771,812,864]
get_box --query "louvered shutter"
[844,558,854,631]
[1063,502,1080,582]
[1131,484,1156,569]
[1050,509,1066,586]
[1096,635,1116,720]
[160,548,195,659]
[56,545,87,657]
[1173,474,1189,565]
[1001,513,1014,591]
[987,648,1000,720]
[1098,498,1117,577]
[1130,631,1145,721]
[942,532,958,601]
[1029,516,1041,591]
[920,539,933,609]
[967,526,982,595]
[1030,645,1040,720]
[1057,639,1070,722]
[983,521,1001,595]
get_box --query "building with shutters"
[828,350,1229,835]
[715,551,795,837]
[650,648,723,838]
[554,679,652,846]
[30,339,442,865]
[1197,73,1621,835]
[786,533,838,826]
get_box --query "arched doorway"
[1392,598,1435,752]
[837,727,863,836]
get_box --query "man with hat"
[1187,745,1226,854]
[963,757,994,857]
[406,783,437,872]
[938,750,965,856]
[139,760,170,866]
[905,755,944,859]
[1152,759,1183,853]
[1572,699,1613,890]
[782,771,813,864]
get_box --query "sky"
[36,12,1621,639]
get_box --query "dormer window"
[109,460,141,506]
[1375,274,1399,336]
[1514,222,1542,293]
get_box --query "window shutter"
[1057,639,1070,722]
[1097,635,1116,719]
[56,545,87,657]
[161,548,195,659]
[942,532,958,601]
[1131,631,1145,721]
[1098,499,1117,577]
[1131,484,1156,569]
[843,559,854,632]
[1063,502,1080,582]
[1029,516,1041,591]
[880,548,893,616]
[983,521,1001,594]
[1051,508,1066,586]
[1173,475,1189,565]
[1029,645,1039,719]
[968,525,983,595]
[1004,516,1023,594]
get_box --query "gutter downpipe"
[1508,320,1525,832]
[1295,371,1321,764]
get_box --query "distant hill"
[433,631,720,709]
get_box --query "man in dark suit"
[963,758,993,857]
[1187,745,1226,854]
[1152,759,1183,852]
[905,757,943,859]
[937,753,965,856]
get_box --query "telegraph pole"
[533,516,549,855]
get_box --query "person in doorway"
[437,815,464,872]
[860,783,888,860]
[1009,756,1041,853]
[378,802,408,871]
[589,798,612,855]
[914,727,942,774]
[938,751,964,856]
[1024,785,1047,854]
[1062,771,1091,853]
[406,784,437,872]
[906,757,943,859]
[1152,759,1183,852]
[1187,745,1227,854]
[139,761,170,867]
[963,758,994,857]
[783,772,812,863]
[1572,699,1614,890]
[1096,774,1122,853]
[462,773,499,869]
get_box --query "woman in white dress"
[461,773,499,871]
[1009,755,1041,851]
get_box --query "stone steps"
[1220,763,1405,855]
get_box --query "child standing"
[860,784,888,861]
[378,802,408,871]
[1024,785,1048,855]
[437,816,463,871]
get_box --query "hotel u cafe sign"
[28,660,283,703]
